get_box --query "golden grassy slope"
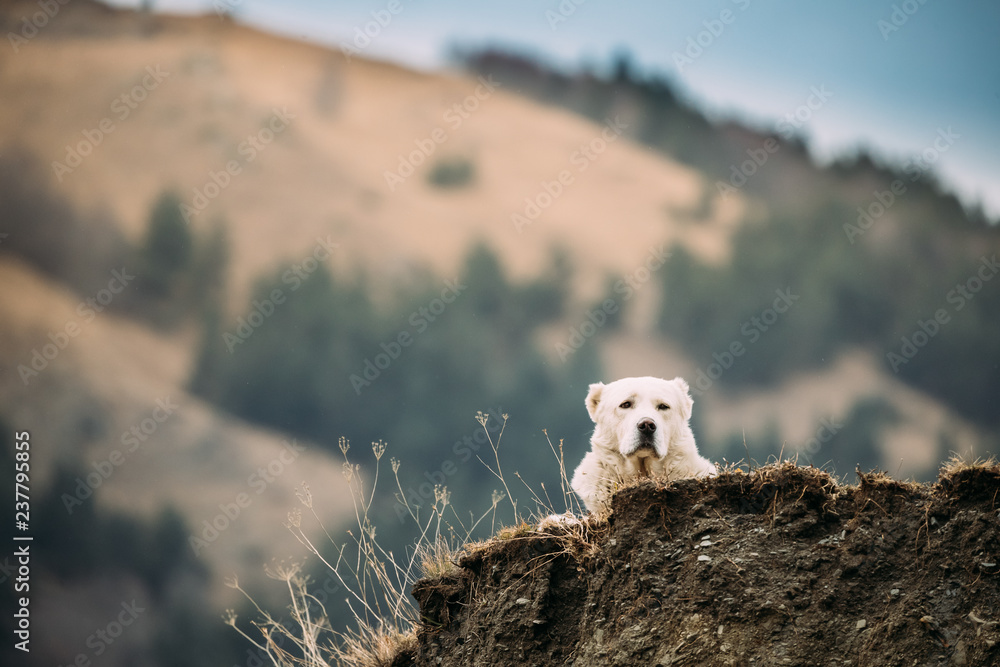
[0,1,740,309]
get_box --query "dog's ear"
[672,377,694,421]
[585,382,605,422]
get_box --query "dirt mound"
[408,461,1000,666]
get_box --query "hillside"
[460,48,995,227]
[2,0,994,483]
[0,255,355,597]
[1,2,998,665]
[0,0,736,308]
[407,461,1000,666]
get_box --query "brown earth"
[408,461,1000,666]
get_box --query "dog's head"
[586,376,694,462]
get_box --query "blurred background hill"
[0,0,997,664]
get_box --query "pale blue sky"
[109,0,1000,219]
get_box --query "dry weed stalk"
[227,413,582,666]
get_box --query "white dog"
[570,376,716,514]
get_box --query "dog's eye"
[657,403,670,411]
[619,401,632,409]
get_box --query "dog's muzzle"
[635,418,657,450]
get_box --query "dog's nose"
[637,418,656,434]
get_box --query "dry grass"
[939,453,999,477]
[226,414,582,667]
[225,436,438,667]
[416,537,462,580]
[936,453,1000,505]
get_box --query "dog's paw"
[537,512,580,534]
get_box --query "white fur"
[570,376,716,514]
